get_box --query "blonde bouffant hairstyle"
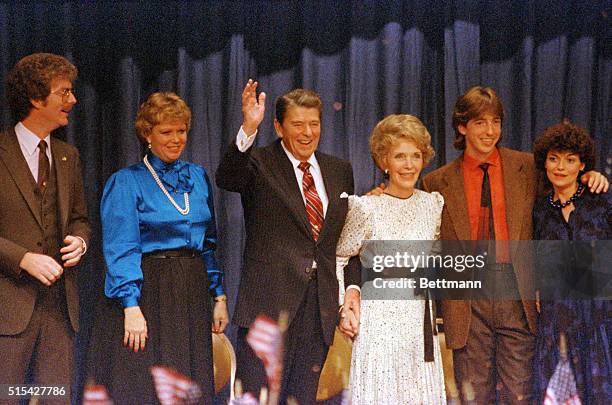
[135,92,192,143]
[369,114,435,170]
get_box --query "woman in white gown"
[336,114,446,404]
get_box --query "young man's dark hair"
[452,85,504,150]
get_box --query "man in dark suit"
[421,86,607,404]
[0,53,90,403]
[216,80,357,404]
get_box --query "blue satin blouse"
[101,153,224,308]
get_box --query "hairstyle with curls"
[452,86,504,150]
[533,121,596,175]
[275,88,322,124]
[135,92,192,143]
[369,114,436,170]
[5,53,78,123]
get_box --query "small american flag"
[543,358,582,405]
[246,315,283,391]
[82,383,113,405]
[150,365,202,405]
[228,392,261,405]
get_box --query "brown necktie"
[298,162,324,241]
[38,140,50,189]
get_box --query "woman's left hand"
[212,300,229,334]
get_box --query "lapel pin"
[340,192,349,198]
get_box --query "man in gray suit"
[0,53,90,403]
[217,80,358,404]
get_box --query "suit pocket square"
[340,192,349,198]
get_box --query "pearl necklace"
[143,155,190,215]
[548,183,584,209]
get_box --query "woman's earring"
[384,169,389,180]
[148,142,152,149]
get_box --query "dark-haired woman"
[532,122,611,404]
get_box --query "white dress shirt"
[15,122,52,183]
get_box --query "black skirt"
[88,253,214,405]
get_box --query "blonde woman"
[336,114,446,404]
[93,93,228,404]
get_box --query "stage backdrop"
[0,1,610,403]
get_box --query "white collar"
[15,122,51,157]
[280,139,320,172]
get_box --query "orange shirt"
[463,148,510,262]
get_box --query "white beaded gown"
[336,190,446,405]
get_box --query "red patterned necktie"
[298,162,324,241]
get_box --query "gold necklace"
[143,155,190,215]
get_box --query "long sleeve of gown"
[336,196,372,304]
[101,170,144,308]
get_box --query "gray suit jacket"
[421,147,537,348]
[216,139,354,345]
[0,129,90,335]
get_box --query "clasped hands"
[19,235,85,286]
[338,288,361,339]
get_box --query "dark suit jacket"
[0,129,90,335]
[216,139,354,345]
[421,147,537,349]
